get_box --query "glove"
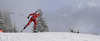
[27,17,29,19]
[23,27,26,29]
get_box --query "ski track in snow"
[0,32,100,41]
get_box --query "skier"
[21,11,40,32]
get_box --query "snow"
[0,32,100,41]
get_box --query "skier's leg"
[21,19,32,32]
[24,19,32,29]
[33,20,38,32]
[33,20,37,29]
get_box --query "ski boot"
[34,28,38,33]
[21,27,25,32]
[21,29,24,32]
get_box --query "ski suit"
[24,13,40,29]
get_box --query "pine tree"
[0,10,5,31]
[13,22,17,32]
[70,27,79,34]
[0,10,17,32]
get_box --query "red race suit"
[24,13,40,29]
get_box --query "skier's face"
[35,11,37,14]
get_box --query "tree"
[0,10,5,31]
[70,27,79,34]
[13,22,17,32]
[0,10,17,32]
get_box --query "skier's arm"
[27,13,33,19]
[28,14,33,17]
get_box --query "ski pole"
[19,13,27,18]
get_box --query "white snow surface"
[0,32,100,41]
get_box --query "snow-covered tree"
[0,10,5,31]
[0,10,17,32]
[70,27,79,33]
[13,23,17,32]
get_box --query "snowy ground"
[0,32,100,41]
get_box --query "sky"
[0,0,100,34]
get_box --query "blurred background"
[0,0,100,35]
